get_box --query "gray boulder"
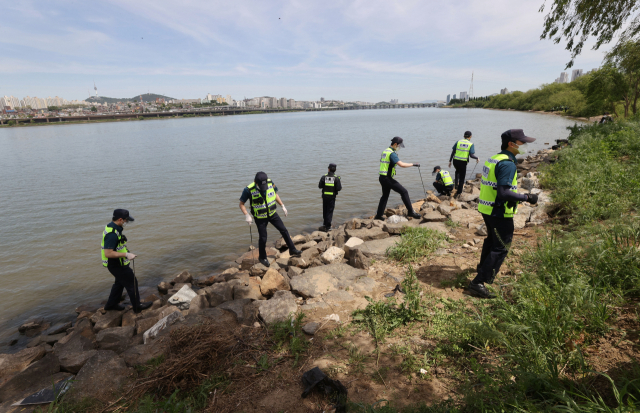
[65,351,132,405]
[258,291,298,324]
[187,295,209,315]
[422,210,447,222]
[92,310,124,333]
[143,311,184,344]
[170,270,192,285]
[345,227,389,241]
[0,346,46,386]
[302,322,320,335]
[217,299,253,324]
[350,237,400,258]
[383,219,421,235]
[0,353,61,404]
[233,283,265,301]
[203,282,234,307]
[288,266,303,278]
[96,326,135,354]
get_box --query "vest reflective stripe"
[454,139,472,161]
[101,225,129,267]
[477,154,518,218]
[323,174,339,196]
[379,148,396,177]
[247,181,277,219]
[440,170,453,186]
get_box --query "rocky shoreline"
[0,148,557,411]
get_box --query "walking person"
[239,172,302,267]
[101,209,152,313]
[318,163,342,231]
[431,165,454,196]
[448,131,479,197]
[469,129,539,298]
[375,136,422,220]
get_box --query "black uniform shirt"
[318,172,342,197]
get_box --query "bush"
[386,227,447,263]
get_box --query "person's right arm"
[448,143,456,166]
[318,176,324,189]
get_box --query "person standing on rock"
[469,129,539,299]
[431,165,454,196]
[318,163,342,231]
[448,131,479,198]
[101,209,152,313]
[239,172,302,267]
[375,137,422,220]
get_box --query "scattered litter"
[301,367,347,413]
[168,285,197,310]
[12,376,73,406]
[323,314,340,322]
[419,368,428,375]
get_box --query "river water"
[0,108,580,349]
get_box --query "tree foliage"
[540,0,640,68]
[605,39,640,116]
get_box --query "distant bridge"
[1,103,439,125]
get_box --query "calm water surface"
[0,108,581,349]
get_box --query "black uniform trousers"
[322,196,336,228]
[106,264,141,309]
[255,212,296,259]
[433,182,454,195]
[452,159,468,194]
[376,175,413,218]
[473,214,514,285]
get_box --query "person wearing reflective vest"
[431,165,454,196]
[469,130,539,299]
[100,209,152,313]
[318,163,342,231]
[375,136,422,220]
[239,172,302,267]
[448,131,479,198]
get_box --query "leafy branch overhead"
[540,0,640,68]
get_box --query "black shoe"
[374,216,385,221]
[133,301,153,314]
[467,282,496,299]
[259,257,271,267]
[104,304,125,311]
[290,249,302,257]
[408,211,421,219]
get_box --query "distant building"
[288,99,295,108]
[453,94,456,100]
[571,69,583,82]
[225,95,232,104]
[554,72,569,84]
[500,88,509,95]
[390,99,399,104]
[320,97,325,102]
[446,94,451,104]
[279,97,287,108]
[459,91,468,101]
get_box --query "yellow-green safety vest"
[323,174,340,196]
[247,180,277,219]
[454,139,472,162]
[379,147,396,177]
[101,225,130,267]
[477,154,519,218]
[440,170,453,186]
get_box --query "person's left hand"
[282,205,288,217]
[476,159,479,164]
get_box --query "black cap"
[328,163,337,171]
[501,129,535,143]
[113,209,134,222]
[432,165,441,173]
[254,171,269,191]
[391,136,405,148]
[464,131,472,138]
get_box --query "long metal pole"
[417,166,427,196]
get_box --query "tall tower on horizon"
[469,71,474,100]
[94,81,98,97]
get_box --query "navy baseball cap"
[432,165,441,173]
[113,209,134,222]
[254,171,269,191]
[391,136,405,148]
[501,129,535,143]
[328,163,337,171]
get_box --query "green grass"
[386,227,448,263]
[268,312,309,366]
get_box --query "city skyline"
[1,1,606,102]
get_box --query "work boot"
[259,257,271,267]
[290,249,303,257]
[467,282,496,299]
[133,301,153,314]
[374,216,385,221]
[104,303,125,311]
[408,211,421,219]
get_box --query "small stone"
[302,322,320,335]
[321,246,345,264]
[170,270,192,285]
[157,282,171,294]
[253,322,261,328]
[475,225,488,236]
[473,238,482,244]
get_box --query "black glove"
[413,163,420,167]
[527,193,539,205]
[506,200,518,210]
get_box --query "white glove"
[126,252,137,260]
[282,205,288,217]
[245,214,253,224]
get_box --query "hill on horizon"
[85,93,174,104]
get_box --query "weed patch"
[386,227,447,263]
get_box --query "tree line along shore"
[0,119,638,412]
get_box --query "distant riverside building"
[390,99,399,104]
[459,91,468,101]
[453,94,456,100]
[446,94,450,104]
[500,88,509,95]
[279,97,287,108]
[571,69,583,82]
[288,98,295,108]
[320,97,325,102]
[554,72,569,84]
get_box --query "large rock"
[157,281,171,294]
[301,247,321,261]
[65,351,132,405]
[168,285,197,310]
[386,215,408,224]
[188,295,209,315]
[310,231,328,242]
[458,187,480,202]
[238,247,278,266]
[419,222,448,233]
[350,237,400,258]
[522,177,539,190]
[288,266,303,278]
[344,237,364,253]
[45,322,73,336]
[260,268,289,297]
[383,219,421,235]
[203,282,234,307]
[217,299,253,324]
[0,346,46,386]
[290,270,338,298]
[426,193,441,204]
[135,316,160,336]
[92,310,124,333]
[54,318,98,374]
[122,336,170,367]
[529,204,549,225]
[449,208,482,225]
[321,246,345,264]
[289,257,309,269]
[303,263,367,289]
[437,204,453,216]
[96,326,135,354]
[143,311,184,344]
[258,291,298,324]
[513,205,533,229]
[0,353,61,404]
[347,248,370,270]
[233,283,265,300]
[249,261,271,277]
[299,240,318,250]
[422,210,447,222]
[345,227,389,241]
[18,318,49,338]
[170,270,192,285]
[291,234,308,244]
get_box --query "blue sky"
[0,0,606,102]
